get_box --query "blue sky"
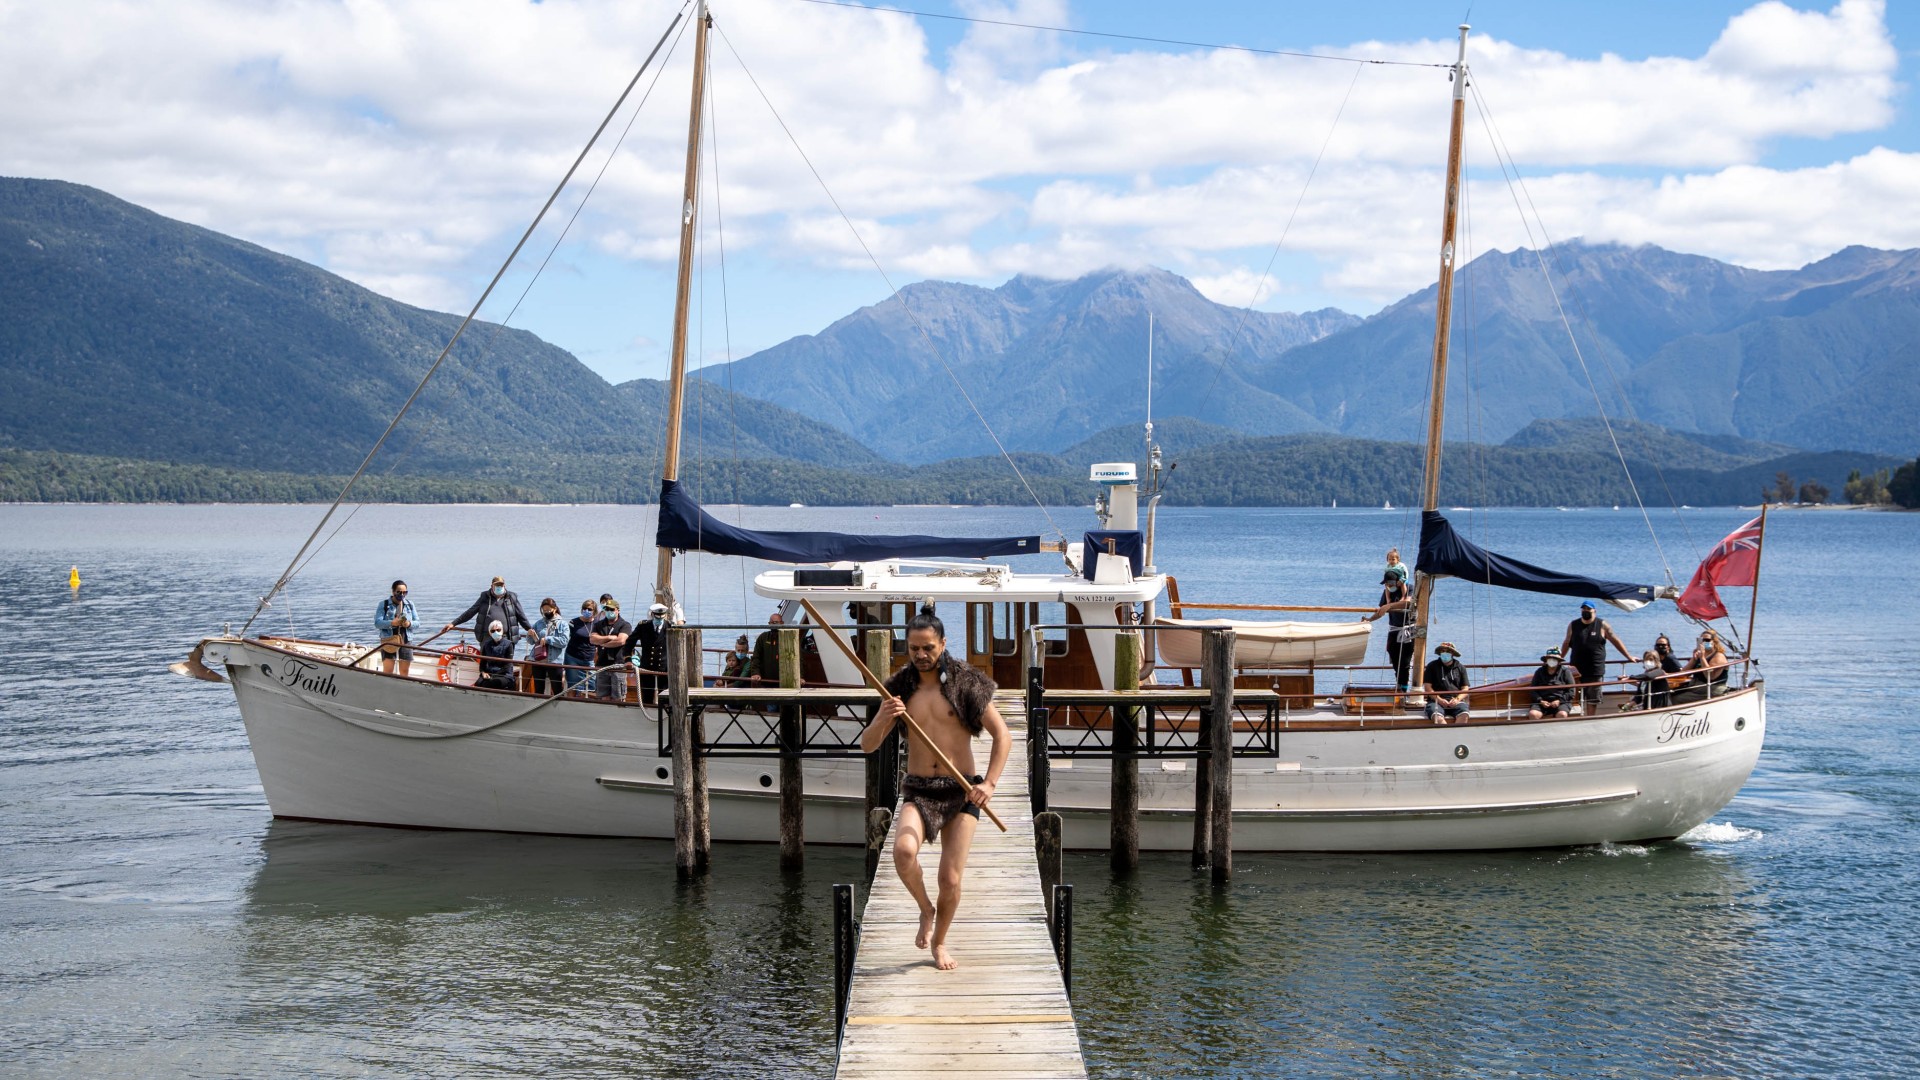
[5,0,1916,382]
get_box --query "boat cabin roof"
[754,559,1165,606]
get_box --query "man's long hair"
[883,604,995,735]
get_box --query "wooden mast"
[1409,24,1471,651]
[655,0,711,613]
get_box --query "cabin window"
[1035,602,1070,658]
[991,603,1018,657]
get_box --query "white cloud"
[0,0,1910,350]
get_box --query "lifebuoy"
[437,643,481,686]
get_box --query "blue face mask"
[492,586,505,597]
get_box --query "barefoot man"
[860,605,1010,971]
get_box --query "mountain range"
[699,241,1919,460]
[0,177,1911,506]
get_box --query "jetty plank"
[835,700,1086,1079]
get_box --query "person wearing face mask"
[722,634,752,683]
[564,600,600,697]
[1364,567,1415,693]
[627,602,672,706]
[527,598,569,697]
[589,599,634,701]
[446,575,532,643]
[1630,649,1673,710]
[1672,629,1732,704]
[1558,601,1632,711]
[373,579,417,676]
[475,619,519,690]
[1652,635,1684,675]
[1528,648,1578,719]
[1421,642,1471,725]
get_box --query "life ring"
[437,643,481,686]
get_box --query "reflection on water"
[231,824,863,1078]
[1072,843,1772,1078]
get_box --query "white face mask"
[1643,659,1659,671]
[1545,659,1560,670]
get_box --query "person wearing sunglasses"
[373,579,417,676]
[1672,629,1732,704]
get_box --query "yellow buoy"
[69,566,80,589]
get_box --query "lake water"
[2,503,1917,1077]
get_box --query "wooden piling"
[863,629,899,816]
[779,625,804,871]
[1109,632,1141,873]
[866,806,892,883]
[1035,810,1063,928]
[669,626,704,877]
[686,627,708,870]
[1205,628,1236,882]
[1193,631,1218,871]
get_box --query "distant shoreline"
[3,500,1911,511]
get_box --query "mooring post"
[686,627,709,870]
[1206,628,1236,882]
[863,628,898,815]
[1052,882,1074,997]
[669,626,702,877]
[779,625,804,870]
[1035,809,1064,928]
[832,882,855,1040]
[1194,630,1220,870]
[1110,631,1141,872]
[1027,662,1050,815]
[865,805,892,883]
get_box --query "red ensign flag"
[1675,516,1764,620]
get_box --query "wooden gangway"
[835,702,1086,1079]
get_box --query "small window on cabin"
[1036,602,1069,658]
[969,604,989,659]
[991,602,1018,657]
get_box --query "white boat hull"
[206,637,873,843]
[1045,687,1764,851]
[205,638,1763,851]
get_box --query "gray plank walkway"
[835,702,1086,1079]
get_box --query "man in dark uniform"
[628,602,672,706]
[1559,601,1632,711]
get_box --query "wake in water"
[1679,821,1764,844]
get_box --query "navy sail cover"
[1417,511,1661,610]
[656,479,1041,564]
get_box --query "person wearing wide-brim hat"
[1528,647,1578,719]
[1422,640,1471,725]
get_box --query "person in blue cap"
[1559,601,1632,712]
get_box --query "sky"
[4,0,1918,383]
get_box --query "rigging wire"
[712,21,1068,542]
[699,47,754,619]
[1464,78,1680,585]
[237,4,693,633]
[789,0,1451,69]
[1191,60,1366,424]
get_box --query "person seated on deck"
[1629,649,1672,711]
[1421,641,1470,725]
[476,619,518,690]
[1653,634,1684,675]
[1671,629,1732,704]
[721,635,752,684]
[1528,648,1577,719]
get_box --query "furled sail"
[656,479,1041,564]
[1417,511,1667,611]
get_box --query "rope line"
[238,5,693,633]
[713,22,1067,541]
[789,0,1451,68]
[1466,77,1678,585]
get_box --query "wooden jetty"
[835,701,1086,1079]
